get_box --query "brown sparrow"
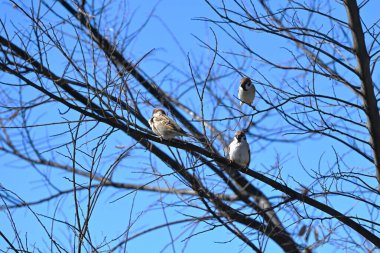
[238,77,255,106]
[227,131,250,167]
[148,108,188,140]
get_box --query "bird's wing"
[164,116,187,135]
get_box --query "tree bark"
[344,0,380,188]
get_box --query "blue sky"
[1,0,380,252]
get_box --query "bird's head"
[152,108,166,117]
[240,77,252,89]
[235,130,247,143]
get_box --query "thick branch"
[344,0,380,186]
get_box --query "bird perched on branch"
[227,131,250,168]
[148,108,188,140]
[238,77,255,106]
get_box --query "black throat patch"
[241,80,250,91]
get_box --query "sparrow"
[238,77,255,106]
[148,108,188,140]
[227,131,250,168]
